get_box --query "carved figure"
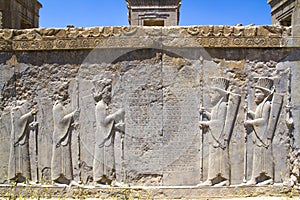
[244,77,283,185]
[51,90,79,185]
[8,100,37,183]
[199,78,239,186]
[92,78,124,186]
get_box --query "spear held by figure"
[32,113,39,183]
[243,81,252,184]
[243,95,248,183]
[199,56,204,182]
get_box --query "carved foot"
[257,179,273,186]
[213,180,229,187]
[16,183,27,187]
[294,185,300,190]
[53,181,69,187]
[245,179,256,186]
[69,180,81,187]
[53,175,71,186]
[197,180,212,187]
[111,180,123,187]
[28,181,41,186]
[94,182,110,188]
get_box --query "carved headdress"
[211,77,230,95]
[92,78,112,101]
[53,82,69,102]
[255,77,274,94]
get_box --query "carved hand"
[222,139,228,149]
[114,122,125,132]
[267,139,272,147]
[71,122,80,129]
[31,108,38,115]
[246,110,255,119]
[244,120,252,127]
[199,121,209,128]
[29,121,39,128]
[73,108,80,120]
[199,107,206,114]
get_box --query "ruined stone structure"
[0,1,300,199]
[126,0,181,26]
[0,0,42,29]
[268,0,300,43]
[268,0,297,26]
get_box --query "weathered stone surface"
[0,185,299,199]
[0,26,299,190]
[0,26,294,52]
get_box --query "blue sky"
[38,0,272,28]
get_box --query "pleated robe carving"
[93,100,115,183]
[250,101,273,179]
[206,100,229,181]
[8,105,34,181]
[51,102,74,181]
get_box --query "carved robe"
[8,104,34,181]
[250,100,273,179]
[51,101,74,181]
[207,100,229,180]
[93,100,115,183]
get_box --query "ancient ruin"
[0,0,300,199]
[0,0,42,29]
[126,0,181,26]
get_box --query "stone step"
[0,185,299,199]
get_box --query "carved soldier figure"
[51,89,80,185]
[8,100,37,183]
[244,77,281,186]
[199,78,234,186]
[92,78,124,186]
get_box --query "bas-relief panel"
[0,49,295,187]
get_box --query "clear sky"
[38,0,272,28]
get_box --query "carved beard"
[102,93,111,105]
[210,90,223,105]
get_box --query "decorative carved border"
[0,26,291,51]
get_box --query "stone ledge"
[0,185,299,199]
[0,25,294,51]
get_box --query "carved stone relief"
[8,100,37,183]
[0,48,296,188]
[51,85,80,185]
[0,26,292,51]
[92,77,124,186]
[244,77,283,185]
[0,11,2,29]
[199,77,241,186]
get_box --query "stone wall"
[0,26,300,187]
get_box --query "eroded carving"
[184,25,291,37]
[244,77,283,186]
[199,78,240,186]
[92,78,125,186]
[0,48,296,189]
[51,85,80,185]
[0,26,292,51]
[8,100,37,183]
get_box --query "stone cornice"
[0,26,292,51]
[126,0,181,7]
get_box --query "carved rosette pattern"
[0,26,291,51]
